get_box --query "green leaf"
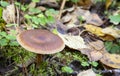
[45,9,58,16]
[9,30,17,36]
[109,14,120,25]
[24,14,32,19]
[105,41,120,54]
[104,41,113,52]
[39,17,47,25]
[9,41,19,46]
[5,34,16,40]
[15,2,27,11]
[37,13,44,17]
[110,44,120,53]
[0,38,8,46]
[29,8,41,14]
[32,0,39,2]
[21,5,28,11]
[81,61,89,67]
[0,7,3,18]
[90,61,98,67]
[61,66,73,73]
[32,17,40,25]
[52,29,58,34]
[31,24,38,28]
[47,16,55,23]
[15,2,21,6]
[0,1,10,7]
[0,32,7,37]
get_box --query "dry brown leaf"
[58,33,87,49]
[102,27,120,38]
[88,40,105,50]
[80,40,104,61]
[77,69,96,76]
[62,6,103,26]
[87,40,104,61]
[100,34,115,41]
[36,6,46,11]
[90,51,103,61]
[77,0,93,9]
[2,4,15,24]
[86,13,103,26]
[100,53,120,68]
[62,13,72,23]
[74,8,103,26]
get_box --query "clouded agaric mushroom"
[17,29,65,65]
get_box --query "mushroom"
[17,29,65,65]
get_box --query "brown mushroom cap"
[17,29,65,54]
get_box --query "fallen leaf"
[2,4,15,23]
[37,6,46,11]
[100,52,120,68]
[102,26,120,38]
[61,13,72,23]
[80,40,104,61]
[77,69,96,76]
[77,0,93,9]
[105,0,113,10]
[84,25,116,41]
[73,8,103,26]
[86,13,103,26]
[87,40,104,61]
[84,24,105,36]
[67,27,80,35]
[88,40,105,50]
[100,34,115,41]
[58,33,87,49]
[90,51,103,61]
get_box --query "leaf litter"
[1,0,120,76]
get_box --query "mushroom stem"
[36,54,43,66]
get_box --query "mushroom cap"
[17,29,65,54]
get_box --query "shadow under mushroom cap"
[17,29,65,54]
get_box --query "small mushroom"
[17,29,65,65]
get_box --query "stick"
[58,0,67,20]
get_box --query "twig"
[58,0,67,20]
[15,0,22,34]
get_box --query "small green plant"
[15,2,28,12]
[24,8,56,28]
[0,29,36,65]
[109,14,120,25]
[29,62,52,76]
[105,41,120,54]
[56,50,99,68]
[81,61,90,67]
[90,61,98,67]
[61,66,74,73]
[78,16,85,24]
[0,30,19,46]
